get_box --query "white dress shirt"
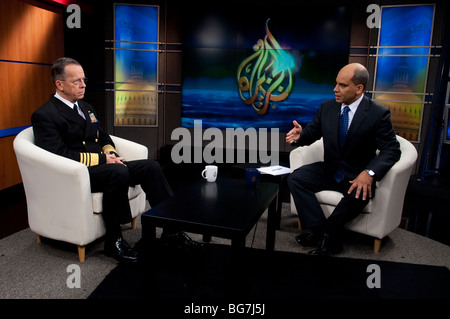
[54,93,86,119]
[341,94,364,129]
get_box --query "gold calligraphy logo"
[237,19,295,115]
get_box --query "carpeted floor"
[1,203,450,302]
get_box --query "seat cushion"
[316,190,343,206]
[92,185,143,214]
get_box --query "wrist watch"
[365,169,375,177]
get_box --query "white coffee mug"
[201,165,218,182]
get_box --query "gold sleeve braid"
[78,145,117,167]
[80,152,99,167]
[102,144,117,155]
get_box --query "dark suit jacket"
[31,95,116,167]
[294,96,401,181]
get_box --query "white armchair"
[289,135,417,253]
[13,126,148,262]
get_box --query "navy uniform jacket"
[31,95,117,167]
[294,96,401,181]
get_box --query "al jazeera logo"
[236,19,295,115]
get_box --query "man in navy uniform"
[32,57,202,263]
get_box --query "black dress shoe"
[161,232,205,250]
[104,238,139,263]
[308,233,343,256]
[295,229,320,247]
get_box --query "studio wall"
[66,0,449,173]
[2,0,448,192]
[0,0,64,190]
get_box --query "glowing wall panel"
[373,4,435,142]
[113,4,159,127]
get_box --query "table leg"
[275,192,282,230]
[266,194,277,251]
[141,217,156,246]
[275,175,287,229]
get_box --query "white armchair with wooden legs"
[289,135,417,253]
[13,126,148,262]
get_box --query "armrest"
[111,135,148,161]
[289,138,324,171]
[14,134,94,242]
[369,136,418,235]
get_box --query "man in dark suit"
[32,57,202,263]
[286,63,401,255]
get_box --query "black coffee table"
[141,177,279,250]
[231,163,290,229]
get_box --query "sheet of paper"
[257,165,291,176]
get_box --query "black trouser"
[89,159,174,245]
[287,161,375,237]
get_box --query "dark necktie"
[73,104,80,116]
[334,105,350,183]
[73,103,85,120]
[339,105,350,147]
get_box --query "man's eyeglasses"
[60,78,88,85]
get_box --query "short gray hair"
[51,57,81,83]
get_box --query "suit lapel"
[345,96,369,144]
[77,101,93,141]
[331,101,342,149]
[52,97,85,125]
[78,101,89,121]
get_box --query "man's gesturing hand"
[285,120,302,144]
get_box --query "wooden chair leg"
[297,219,302,231]
[131,217,137,229]
[78,245,85,263]
[373,238,382,254]
[35,233,85,262]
